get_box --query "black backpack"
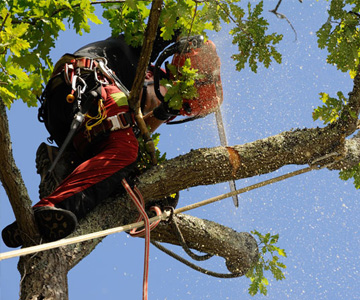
[38,70,101,147]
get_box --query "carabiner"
[72,75,87,96]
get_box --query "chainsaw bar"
[214,108,239,207]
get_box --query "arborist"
[2,33,223,248]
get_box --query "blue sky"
[1,1,360,299]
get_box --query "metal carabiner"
[97,60,114,82]
[72,75,87,96]
[64,63,74,86]
[94,67,109,85]
[97,59,130,97]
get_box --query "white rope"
[0,153,338,262]
[0,212,171,261]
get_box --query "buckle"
[108,113,131,131]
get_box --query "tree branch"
[127,0,163,165]
[128,0,163,110]
[337,62,360,135]
[269,0,299,40]
[33,118,360,276]
[0,99,39,247]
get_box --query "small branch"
[0,12,9,32]
[212,0,254,43]
[269,0,299,41]
[128,0,163,165]
[349,11,360,19]
[128,0,163,110]
[272,0,282,12]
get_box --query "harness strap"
[86,112,135,140]
[52,55,101,78]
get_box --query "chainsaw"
[154,35,239,207]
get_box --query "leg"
[2,129,138,248]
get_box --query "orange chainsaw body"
[171,40,223,118]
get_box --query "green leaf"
[247,230,287,296]
[313,92,347,124]
[277,248,287,257]
[160,58,200,110]
[339,163,360,189]
[137,132,167,171]
[316,1,360,73]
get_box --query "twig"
[272,0,282,12]
[349,11,360,19]
[128,0,163,165]
[269,0,299,41]
[0,12,9,32]
[211,0,254,43]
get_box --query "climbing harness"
[40,56,136,173]
[0,153,339,296]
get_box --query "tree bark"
[0,99,39,247]
[18,249,69,300]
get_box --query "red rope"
[121,179,161,300]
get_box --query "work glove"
[153,102,180,121]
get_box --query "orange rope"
[121,179,161,300]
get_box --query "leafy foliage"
[0,0,101,108]
[1,0,287,109]
[160,58,201,110]
[312,91,348,124]
[317,0,360,74]
[339,163,360,189]
[102,0,150,46]
[101,0,282,73]
[314,1,360,188]
[230,1,283,72]
[137,132,166,171]
[246,230,287,296]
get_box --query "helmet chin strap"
[141,80,154,112]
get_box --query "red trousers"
[34,127,139,219]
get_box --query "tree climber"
[2,33,223,249]
[2,34,179,248]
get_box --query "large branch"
[137,62,360,198]
[0,99,39,246]
[35,143,259,275]
[34,116,360,273]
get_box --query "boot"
[1,207,78,248]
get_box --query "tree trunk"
[18,249,69,300]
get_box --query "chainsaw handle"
[153,45,178,103]
[153,35,204,103]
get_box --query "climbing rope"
[0,211,170,261]
[166,207,213,262]
[152,241,244,278]
[121,179,162,300]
